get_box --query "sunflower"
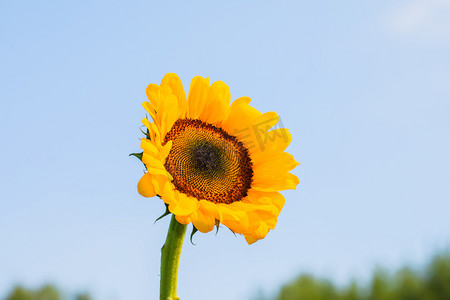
[137,73,299,244]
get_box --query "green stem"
[160,214,187,300]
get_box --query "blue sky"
[1,1,450,299]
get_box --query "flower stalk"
[160,215,187,300]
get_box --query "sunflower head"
[136,73,299,244]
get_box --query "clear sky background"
[1,1,450,299]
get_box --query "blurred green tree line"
[3,284,91,300]
[4,252,449,299]
[256,251,450,300]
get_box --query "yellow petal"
[141,118,161,146]
[191,209,216,233]
[175,215,191,225]
[160,73,187,117]
[238,112,279,154]
[187,75,210,119]
[231,201,278,223]
[221,96,261,134]
[145,167,173,180]
[145,83,163,109]
[142,101,158,125]
[252,172,300,192]
[251,128,293,162]
[140,138,158,154]
[160,182,177,205]
[137,173,157,198]
[151,175,169,196]
[245,190,285,214]
[198,200,221,220]
[145,82,183,138]
[142,153,165,171]
[244,235,259,244]
[165,188,199,217]
[141,118,152,131]
[253,152,300,172]
[159,140,172,160]
[265,217,278,229]
[148,122,163,146]
[141,109,163,146]
[199,80,230,125]
[244,222,270,244]
[159,93,180,138]
[217,203,250,234]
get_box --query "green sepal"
[129,152,143,161]
[190,226,198,245]
[228,227,236,236]
[139,127,150,139]
[215,219,220,235]
[140,115,151,140]
[154,203,171,224]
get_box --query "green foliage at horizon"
[4,284,91,300]
[256,251,450,300]
[5,252,450,300]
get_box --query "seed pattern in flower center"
[164,119,253,204]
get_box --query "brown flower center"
[164,119,253,204]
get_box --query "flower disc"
[164,119,253,204]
